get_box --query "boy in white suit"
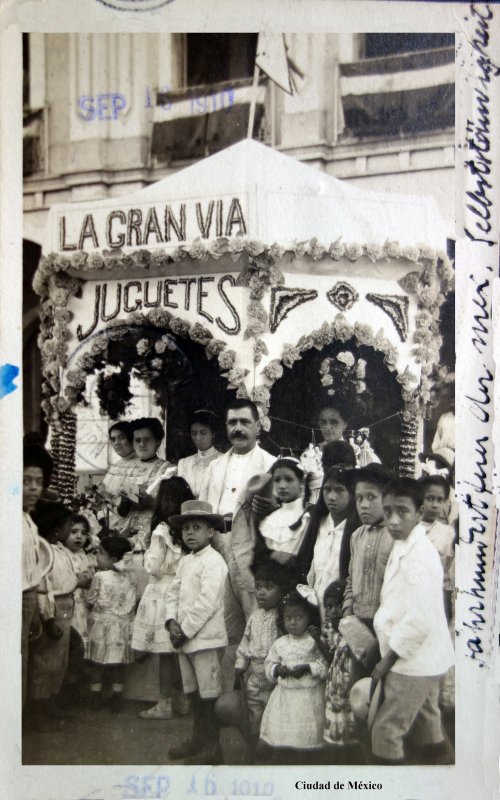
[165,500,228,764]
[371,478,454,765]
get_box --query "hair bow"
[296,584,319,606]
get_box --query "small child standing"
[343,464,393,682]
[63,514,95,704]
[65,515,95,649]
[371,478,454,765]
[309,581,357,754]
[165,500,228,765]
[234,562,287,750]
[86,536,137,712]
[259,587,328,758]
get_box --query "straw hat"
[245,472,273,499]
[349,678,383,730]
[168,499,225,532]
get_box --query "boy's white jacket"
[165,544,228,653]
[374,523,455,676]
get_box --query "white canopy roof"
[46,139,448,252]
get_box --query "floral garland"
[252,315,409,431]
[34,237,453,289]
[34,236,453,435]
[62,314,236,422]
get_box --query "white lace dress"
[131,523,184,653]
[260,632,328,749]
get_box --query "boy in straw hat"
[165,500,228,764]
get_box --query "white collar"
[197,446,217,459]
[260,497,306,540]
[391,522,425,557]
[320,515,346,536]
[229,445,256,459]
[189,544,212,557]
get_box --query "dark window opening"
[186,33,258,87]
[364,33,455,58]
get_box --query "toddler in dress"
[87,536,137,712]
[259,586,328,761]
[63,514,95,702]
[64,515,95,647]
[233,562,288,754]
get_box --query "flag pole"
[247,63,260,139]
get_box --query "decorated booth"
[35,139,454,503]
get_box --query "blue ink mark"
[78,93,127,122]
[9,484,20,496]
[0,364,19,398]
[119,775,171,799]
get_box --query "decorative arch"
[47,311,240,501]
[267,337,404,469]
[251,315,421,475]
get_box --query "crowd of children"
[22,398,456,766]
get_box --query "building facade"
[23,32,455,434]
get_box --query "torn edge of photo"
[0,2,499,799]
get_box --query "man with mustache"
[199,400,274,656]
[200,400,274,521]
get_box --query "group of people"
[22,396,456,766]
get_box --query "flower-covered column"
[49,424,61,492]
[398,415,418,477]
[54,410,78,503]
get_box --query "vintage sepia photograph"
[19,28,460,771]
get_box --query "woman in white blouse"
[176,410,221,498]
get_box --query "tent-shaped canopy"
[37,139,454,487]
[46,139,448,254]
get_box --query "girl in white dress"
[87,536,137,712]
[64,515,95,647]
[131,477,194,719]
[260,586,328,756]
[253,458,313,587]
